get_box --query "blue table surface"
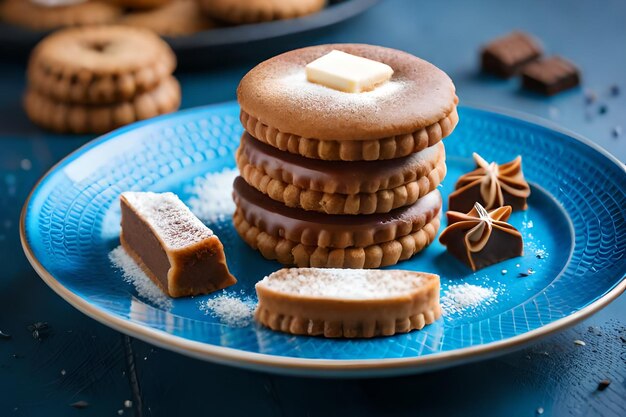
[1,0,625,416]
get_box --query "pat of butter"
[305,50,394,93]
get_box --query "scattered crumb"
[199,292,256,327]
[516,264,521,268]
[548,106,559,120]
[109,246,172,310]
[584,89,597,104]
[20,159,32,171]
[124,400,132,408]
[60,369,66,376]
[523,220,534,229]
[573,339,586,346]
[597,379,611,391]
[117,410,124,416]
[612,125,622,138]
[501,269,508,275]
[536,407,544,415]
[187,167,239,224]
[70,401,89,409]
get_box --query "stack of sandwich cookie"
[233,44,458,268]
[1,0,122,31]
[24,25,181,134]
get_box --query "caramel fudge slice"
[255,268,441,338]
[120,191,236,298]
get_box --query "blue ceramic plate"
[21,104,626,377]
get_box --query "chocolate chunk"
[120,192,236,298]
[481,31,543,78]
[439,203,523,271]
[521,56,581,95]
[597,379,611,391]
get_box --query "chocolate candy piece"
[232,176,441,249]
[120,191,236,298]
[448,153,530,213]
[439,203,523,271]
[521,56,581,95]
[481,31,543,78]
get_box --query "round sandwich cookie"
[0,0,122,31]
[232,177,441,268]
[112,0,171,9]
[198,0,325,24]
[27,25,176,105]
[237,44,458,161]
[236,131,447,214]
[120,0,217,37]
[24,76,181,134]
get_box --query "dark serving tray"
[0,0,378,69]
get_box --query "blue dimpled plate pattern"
[21,103,626,376]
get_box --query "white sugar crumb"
[258,268,428,299]
[200,292,255,327]
[573,339,586,346]
[441,283,497,315]
[109,246,172,309]
[187,167,238,224]
[122,191,213,250]
[277,70,405,113]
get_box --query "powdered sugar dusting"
[122,191,213,250]
[187,167,238,224]
[199,292,256,327]
[109,246,172,310]
[440,283,498,316]
[259,268,429,299]
[276,70,406,114]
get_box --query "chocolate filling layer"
[233,176,442,248]
[240,132,444,194]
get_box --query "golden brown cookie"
[234,209,440,268]
[233,176,442,249]
[255,268,441,338]
[0,0,122,31]
[236,133,447,214]
[120,0,217,37]
[24,76,181,133]
[27,25,176,105]
[198,0,325,24]
[112,0,170,9]
[237,44,458,161]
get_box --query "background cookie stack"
[24,25,181,134]
[233,44,458,269]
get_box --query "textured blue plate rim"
[20,103,626,378]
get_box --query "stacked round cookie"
[233,44,458,269]
[24,26,181,134]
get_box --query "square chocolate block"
[521,56,581,96]
[481,31,543,78]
